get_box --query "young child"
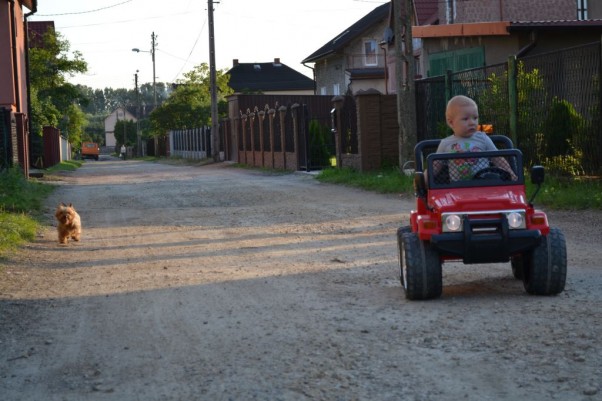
[435,95,517,181]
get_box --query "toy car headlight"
[443,214,462,232]
[506,211,526,229]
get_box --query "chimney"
[274,58,281,65]
[233,59,239,67]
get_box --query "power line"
[36,0,134,17]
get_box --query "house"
[0,0,36,175]
[301,3,391,96]
[104,107,137,148]
[301,1,439,96]
[227,58,314,95]
[411,0,602,77]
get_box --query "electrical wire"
[36,0,134,17]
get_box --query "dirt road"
[1,158,601,401]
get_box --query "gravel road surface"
[1,158,601,401]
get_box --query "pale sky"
[28,0,388,90]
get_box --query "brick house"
[0,0,36,175]
[410,0,602,77]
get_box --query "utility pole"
[135,70,141,157]
[208,0,219,162]
[151,32,157,110]
[393,0,417,169]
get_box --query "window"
[333,84,340,96]
[577,0,588,20]
[320,87,327,95]
[446,0,457,24]
[363,39,377,66]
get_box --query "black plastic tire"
[397,226,412,286]
[511,255,524,279]
[399,231,442,300]
[523,227,567,295]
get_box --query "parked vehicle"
[398,135,567,300]
[81,142,99,161]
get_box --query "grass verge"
[0,168,55,258]
[316,167,414,194]
[317,167,601,209]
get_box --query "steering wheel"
[473,166,512,181]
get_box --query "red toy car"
[398,135,567,300]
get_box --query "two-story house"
[302,3,390,96]
[302,1,439,96]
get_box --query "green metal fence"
[416,41,602,176]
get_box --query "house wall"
[345,22,388,70]
[590,1,602,18]
[104,108,137,147]
[422,35,520,75]
[314,18,389,96]
[0,0,28,114]
[315,54,347,96]
[440,0,577,23]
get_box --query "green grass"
[526,177,602,209]
[46,160,82,172]
[316,167,414,194]
[0,168,55,258]
[317,167,602,209]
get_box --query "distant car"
[398,135,567,300]
[81,142,100,160]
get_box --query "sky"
[28,0,388,90]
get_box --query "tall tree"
[29,31,88,147]
[149,63,231,137]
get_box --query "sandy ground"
[1,156,601,401]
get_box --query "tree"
[149,63,232,137]
[29,31,88,147]
[113,119,137,149]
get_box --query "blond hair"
[446,95,478,120]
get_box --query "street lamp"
[132,32,157,110]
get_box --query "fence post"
[445,69,453,103]
[278,106,287,170]
[268,109,275,168]
[508,55,518,146]
[332,96,344,169]
[258,110,265,167]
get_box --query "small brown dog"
[55,203,82,244]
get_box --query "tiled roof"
[302,3,390,63]
[227,59,314,92]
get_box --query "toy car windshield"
[426,149,523,189]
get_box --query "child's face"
[447,103,479,138]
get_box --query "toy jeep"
[397,135,567,300]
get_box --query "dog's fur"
[55,203,82,244]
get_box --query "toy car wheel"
[510,255,524,279]
[399,231,442,300]
[523,227,567,295]
[397,226,412,286]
